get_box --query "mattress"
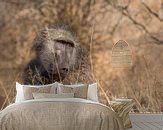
[0,98,125,130]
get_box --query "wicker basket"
[112,40,132,68]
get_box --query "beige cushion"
[57,84,88,99]
[55,82,99,102]
[16,82,57,103]
[33,93,74,99]
[23,86,51,100]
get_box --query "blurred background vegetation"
[0,0,163,112]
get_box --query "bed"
[0,82,129,130]
[0,98,125,130]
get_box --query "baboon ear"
[32,39,43,52]
[32,29,48,51]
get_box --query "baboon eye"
[55,40,75,47]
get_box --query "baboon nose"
[62,68,69,72]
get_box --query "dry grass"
[0,0,163,112]
[0,36,162,112]
[0,69,22,110]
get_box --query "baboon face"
[33,28,78,75]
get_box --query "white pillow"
[15,82,57,103]
[56,82,99,102]
[15,82,24,103]
[87,83,99,102]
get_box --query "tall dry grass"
[0,0,163,112]
[0,69,22,110]
[0,39,162,112]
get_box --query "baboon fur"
[23,23,93,85]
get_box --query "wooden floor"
[128,113,163,130]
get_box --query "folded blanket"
[110,98,135,129]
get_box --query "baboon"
[23,23,93,85]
